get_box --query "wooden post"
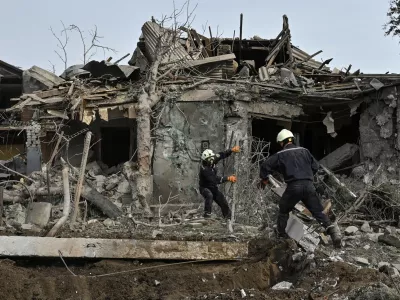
[208,26,214,56]
[239,13,243,64]
[71,132,92,223]
[46,158,71,237]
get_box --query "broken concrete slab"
[280,68,299,87]
[378,234,400,248]
[378,262,390,268]
[370,78,384,90]
[285,214,304,241]
[25,202,52,228]
[23,66,65,93]
[319,143,359,171]
[0,237,248,260]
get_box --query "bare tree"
[50,23,117,72]
[134,1,197,215]
[68,24,117,64]
[50,21,69,71]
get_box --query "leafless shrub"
[231,138,278,227]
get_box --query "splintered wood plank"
[0,237,248,261]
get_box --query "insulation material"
[323,111,337,138]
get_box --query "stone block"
[25,202,52,228]
[345,226,359,236]
[319,143,359,170]
[285,214,304,241]
[361,222,372,233]
[271,281,293,290]
[354,257,369,266]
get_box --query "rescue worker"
[199,146,240,219]
[259,129,341,248]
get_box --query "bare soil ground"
[0,238,398,300]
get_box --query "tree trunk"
[135,52,162,216]
[136,98,153,216]
[122,161,140,210]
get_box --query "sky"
[0,0,398,75]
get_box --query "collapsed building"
[0,15,399,230]
[1,15,400,299]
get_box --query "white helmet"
[201,149,215,161]
[276,129,294,143]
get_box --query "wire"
[58,250,77,276]
[88,259,228,278]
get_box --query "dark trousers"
[277,180,331,235]
[200,187,231,219]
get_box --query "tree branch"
[50,21,69,71]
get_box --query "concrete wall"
[152,101,227,204]
[359,85,400,184]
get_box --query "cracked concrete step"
[0,236,248,261]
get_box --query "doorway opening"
[251,117,290,157]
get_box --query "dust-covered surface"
[0,239,399,300]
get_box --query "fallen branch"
[0,162,35,183]
[337,164,382,223]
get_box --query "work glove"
[227,175,237,183]
[257,179,269,190]
[231,146,240,153]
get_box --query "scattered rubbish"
[354,257,369,266]
[240,289,247,298]
[271,281,293,290]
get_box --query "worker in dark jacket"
[199,146,240,219]
[259,129,341,248]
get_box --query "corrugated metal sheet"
[141,22,192,65]
[83,61,140,80]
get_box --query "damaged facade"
[1,15,400,225]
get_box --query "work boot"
[203,212,212,219]
[326,224,342,248]
[274,228,290,240]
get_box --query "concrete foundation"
[0,236,248,260]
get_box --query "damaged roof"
[6,15,400,126]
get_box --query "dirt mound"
[0,239,397,300]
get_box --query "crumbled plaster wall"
[152,101,228,204]
[359,85,400,184]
